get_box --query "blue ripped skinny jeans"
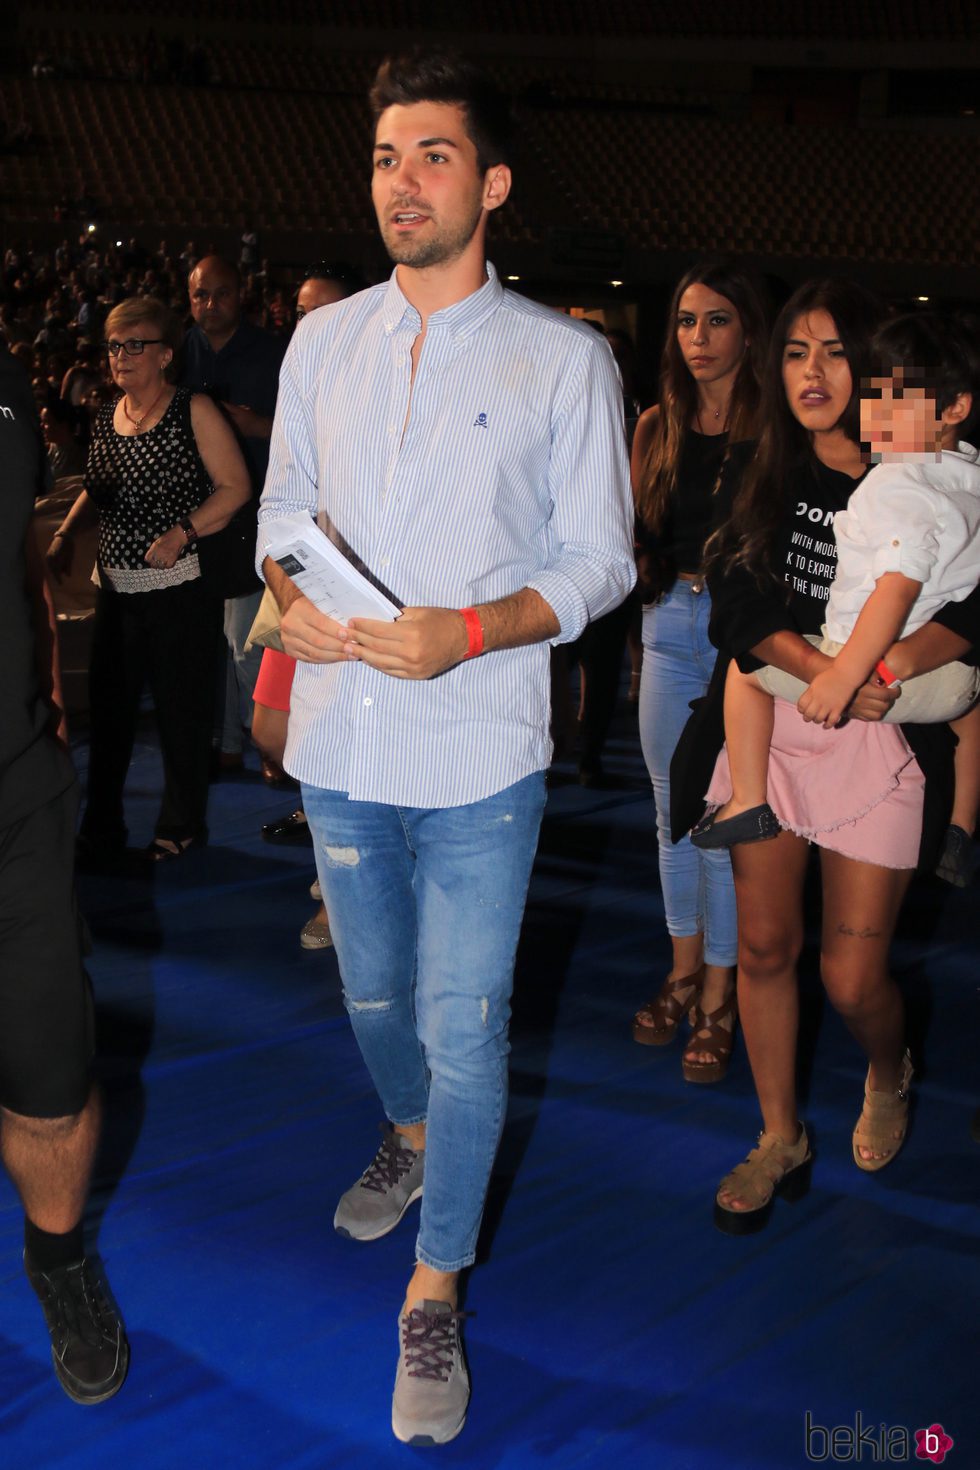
[638,582,737,967]
[302,773,547,1273]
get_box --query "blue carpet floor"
[1,701,977,1469]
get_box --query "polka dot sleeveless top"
[86,387,213,593]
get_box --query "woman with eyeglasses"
[47,297,250,861]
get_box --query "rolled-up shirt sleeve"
[256,337,319,576]
[838,467,940,586]
[525,338,636,643]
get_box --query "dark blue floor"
[1,702,977,1469]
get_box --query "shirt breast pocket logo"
[473,411,488,429]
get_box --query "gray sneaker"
[334,1124,424,1241]
[392,1300,469,1446]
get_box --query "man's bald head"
[188,256,241,349]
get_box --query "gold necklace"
[123,383,167,433]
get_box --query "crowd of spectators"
[1,233,337,482]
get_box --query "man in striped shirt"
[259,50,634,1447]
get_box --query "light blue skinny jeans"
[638,582,737,967]
[302,772,547,1273]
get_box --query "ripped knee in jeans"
[324,844,360,868]
[345,994,393,1014]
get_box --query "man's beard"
[380,204,483,270]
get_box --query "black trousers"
[0,784,93,1116]
[81,578,222,845]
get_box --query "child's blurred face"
[861,370,944,460]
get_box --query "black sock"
[24,1218,85,1273]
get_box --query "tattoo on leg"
[837,923,883,939]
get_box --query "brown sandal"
[852,1050,913,1172]
[631,965,705,1047]
[681,991,738,1084]
[714,1126,812,1235]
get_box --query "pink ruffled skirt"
[705,698,926,869]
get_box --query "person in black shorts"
[0,347,128,1403]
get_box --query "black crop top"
[636,429,731,579]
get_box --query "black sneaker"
[25,1253,130,1404]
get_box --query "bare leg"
[713,663,775,823]
[1,1087,101,1234]
[633,932,704,1034]
[251,701,288,768]
[405,1264,459,1312]
[819,851,911,1162]
[949,705,980,835]
[717,830,810,1210]
[684,962,736,1065]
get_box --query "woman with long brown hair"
[630,258,769,1080]
[699,279,978,1230]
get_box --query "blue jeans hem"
[415,1246,475,1273]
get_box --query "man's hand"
[346,607,468,680]
[280,593,350,663]
[224,403,273,439]
[846,674,901,722]
[797,666,859,728]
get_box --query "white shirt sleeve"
[835,461,941,586]
[525,336,636,643]
[256,334,319,576]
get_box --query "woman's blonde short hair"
[105,296,183,379]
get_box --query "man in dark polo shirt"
[0,349,128,1404]
[182,255,285,769]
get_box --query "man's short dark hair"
[369,50,513,172]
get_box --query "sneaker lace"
[401,1307,465,1382]
[48,1262,115,1347]
[361,1132,416,1194]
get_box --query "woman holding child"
[689,280,979,1232]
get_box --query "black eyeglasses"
[106,338,164,357]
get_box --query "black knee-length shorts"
[0,784,93,1118]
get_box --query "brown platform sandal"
[714,1126,812,1236]
[631,965,705,1047]
[681,991,738,1084]
[852,1050,913,1172]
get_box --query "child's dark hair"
[369,50,513,172]
[870,310,980,442]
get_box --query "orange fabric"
[253,647,296,712]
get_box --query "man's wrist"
[459,606,484,659]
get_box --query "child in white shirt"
[693,310,980,866]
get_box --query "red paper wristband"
[460,606,484,660]
[875,659,901,687]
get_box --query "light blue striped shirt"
[257,262,635,808]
